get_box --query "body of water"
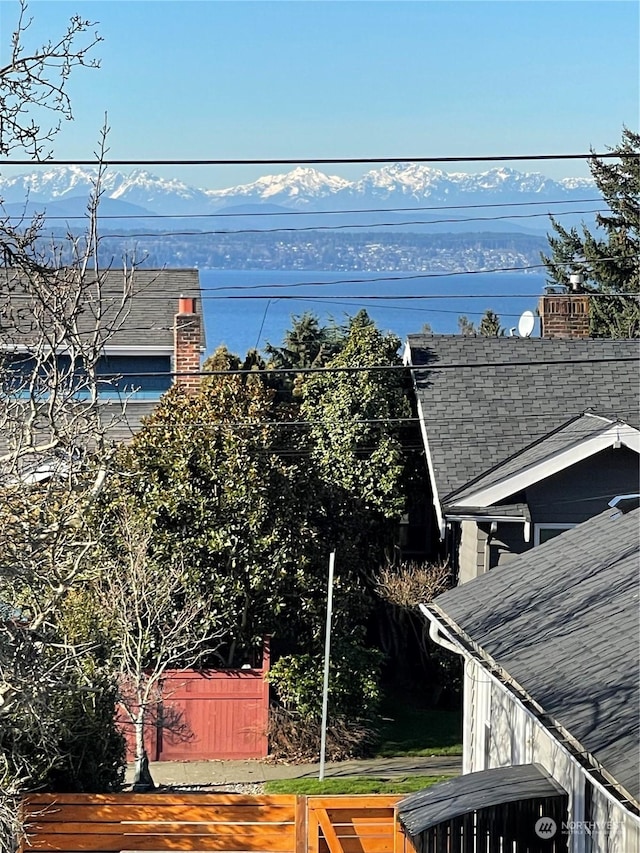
[199,269,547,358]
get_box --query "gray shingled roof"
[450,412,630,504]
[429,507,640,801]
[1,268,202,349]
[398,764,566,835]
[407,336,640,501]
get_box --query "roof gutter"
[420,604,465,656]
[419,603,640,819]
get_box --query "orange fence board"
[21,791,412,853]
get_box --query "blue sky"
[0,0,638,188]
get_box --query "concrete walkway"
[126,755,462,788]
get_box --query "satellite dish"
[518,310,535,338]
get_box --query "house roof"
[1,268,203,350]
[398,763,567,836]
[427,506,640,802]
[450,412,639,506]
[406,335,640,503]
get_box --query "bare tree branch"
[0,0,102,159]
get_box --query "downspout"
[420,604,464,657]
[420,604,473,773]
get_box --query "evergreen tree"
[541,128,639,337]
[479,309,504,337]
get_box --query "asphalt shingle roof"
[407,335,640,501]
[1,268,202,349]
[398,764,566,835]
[451,412,629,503]
[430,507,640,801]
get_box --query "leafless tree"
[0,4,139,848]
[376,560,453,610]
[376,560,454,690]
[93,510,228,789]
[0,0,102,160]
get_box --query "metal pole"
[319,550,335,781]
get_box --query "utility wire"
[11,196,605,221]
[1,152,635,166]
[53,258,625,296]
[92,207,605,238]
[78,356,639,380]
[196,292,640,301]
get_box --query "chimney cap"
[569,272,584,292]
[178,295,196,314]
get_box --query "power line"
[201,292,640,301]
[10,196,604,222]
[41,259,619,298]
[92,207,605,238]
[84,356,639,380]
[1,152,634,167]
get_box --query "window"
[533,523,576,546]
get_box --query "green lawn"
[264,775,449,796]
[375,700,462,757]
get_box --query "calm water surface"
[199,269,546,357]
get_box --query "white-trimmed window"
[533,523,576,546]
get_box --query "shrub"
[267,636,384,760]
[268,706,377,762]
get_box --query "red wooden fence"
[118,642,270,761]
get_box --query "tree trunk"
[132,707,155,791]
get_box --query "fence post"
[295,795,307,853]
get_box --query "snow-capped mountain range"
[0,164,598,219]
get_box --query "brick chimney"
[174,296,201,393]
[539,275,591,338]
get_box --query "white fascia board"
[102,345,174,356]
[402,340,413,366]
[455,424,640,508]
[416,396,445,536]
[0,344,174,356]
[444,513,528,524]
[419,604,640,816]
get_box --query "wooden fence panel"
[22,792,417,853]
[306,795,403,853]
[21,793,297,853]
[118,639,270,762]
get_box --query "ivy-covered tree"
[300,310,408,528]
[105,346,327,667]
[541,127,639,337]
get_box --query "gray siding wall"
[458,521,487,584]
[488,522,530,569]
[527,448,639,525]
[455,448,639,582]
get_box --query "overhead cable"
[94,207,605,238]
[7,196,605,221]
[1,152,635,166]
